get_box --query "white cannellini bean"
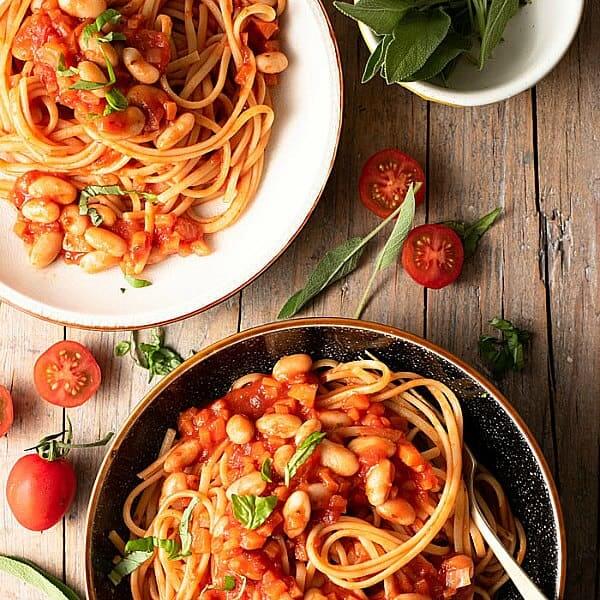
[155,113,195,149]
[272,354,312,381]
[226,415,255,445]
[164,439,202,473]
[123,47,160,84]
[365,459,394,507]
[79,250,120,273]
[319,440,359,476]
[255,414,301,438]
[21,199,60,223]
[226,471,266,499]
[29,232,63,268]
[58,0,107,19]
[283,490,311,538]
[294,418,321,446]
[256,51,288,74]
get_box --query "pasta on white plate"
[0,0,286,276]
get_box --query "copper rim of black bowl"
[85,317,566,600]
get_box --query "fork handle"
[470,506,548,599]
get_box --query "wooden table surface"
[1,2,599,599]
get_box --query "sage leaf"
[284,431,326,486]
[384,9,451,83]
[479,0,519,69]
[355,185,416,318]
[277,237,365,319]
[404,32,472,82]
[0,555,80,600]
[362,35,393,83]
[333,0,413,35]
[231,495,277,530]
[444,207,501,258]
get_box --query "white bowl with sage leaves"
[336,0,584,106]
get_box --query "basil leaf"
[479,317,530,378]
[104,88,128,115]
[98,31,126,43]
[57,54,78,77]
[88,207,103,226]
[384,9,451,83]
[84,8,123,43]
[231,494,277,530]
[101,46,117,83]
[178,496,199,556]
[404,32,471,82]
[0,555,80,600]
[70,79,108,91]
[444,207,502,258]
[108,550,153,586]
[333,0,413,35]
[115,341,131,356]
[355,185,416,318]
[260,458,273,482]
[284,431,326,486]
[362,35,393,83]
[125,276,152,289]
[223,575,236,591]
[124,538,154,554]
[479,0,519,69]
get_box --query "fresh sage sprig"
[278,186,418,319]
[444,207,501,258]
[334,0,524,84]
[0,555,80,600]
[354,184,416,318]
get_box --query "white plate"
[0,0,342,330]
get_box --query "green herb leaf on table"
[479,317,530,378]
[260,457,273,482]
[444,207,501,258]
[114,328,184,381]
[284,431,326,486]
[406,32,472,82]
[278,192,417,319]
[355,184,416,318]
[333,0,413,35]
[479,0,519,69]
[231,494,277,530]
[383,9,451,84]
[0,555,81,600]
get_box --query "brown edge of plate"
[84,316,566,599]
[0,0,344,332]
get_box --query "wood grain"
[0,306,64,599]
[535,0,600,595]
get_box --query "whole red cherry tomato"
[0,385,14,436]
[6,454,76,531]
[5,419,113,531]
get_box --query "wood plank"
[63,297,240,595]
[0,304,64,599]
[426,92,556,462]
[241,5,427,334]
[535,0,600,595]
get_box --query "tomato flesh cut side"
[402,224,464,289]
[34,341,101,408]
[359,149,425,218]
[0,385,14,437]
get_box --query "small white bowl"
[357,0,584,106]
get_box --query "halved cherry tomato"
[359,149,425,218]
[34,341,101,408]
[402,224,464,289]
[0,386,14,437]
[6,454,76,531]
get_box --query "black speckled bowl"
[85,318,566,600]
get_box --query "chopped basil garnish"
[104,88,128,115]
[79,185,158,215]
[178,497,199,557]
[114,341,131,356]
[284,431,326,486]
[223,575,236,591]
[83,8,123,43]
[108,548,152,586]
[70,47,116,91]
[98,31,126,43]
[260,458,273,483]
[56,54,78,77]
[125,276,152,289]
[231,494,277,530]
[88,207,103,226]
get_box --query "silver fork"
[462,445,548,599]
